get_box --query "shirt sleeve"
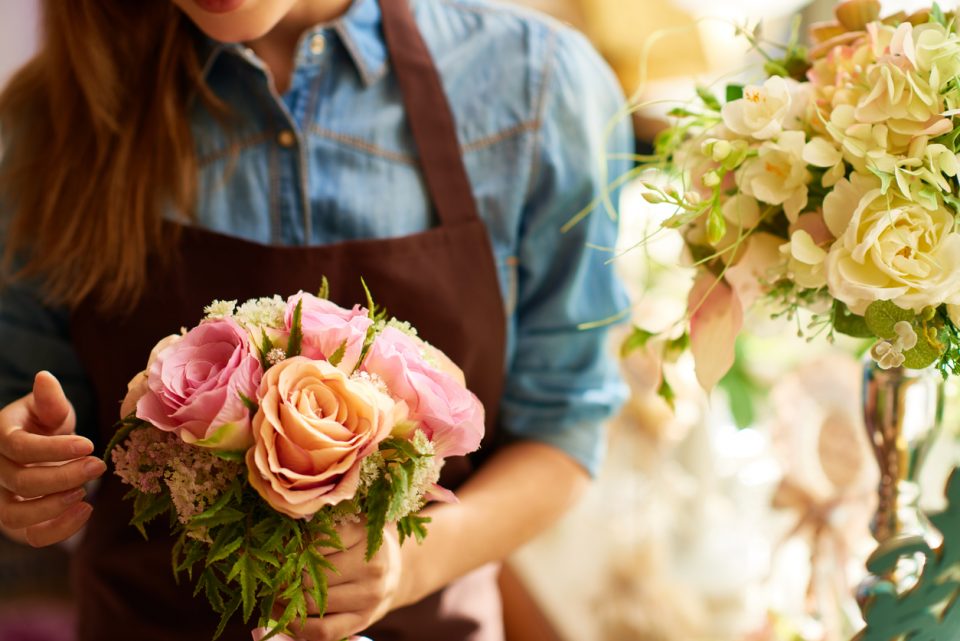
[499,25,633,476]
[0,218,96,442]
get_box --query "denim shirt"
[0,0,632,475]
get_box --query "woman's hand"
[0,371,104,546]
[289,521,405,641]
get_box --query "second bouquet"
[105,281,484,639]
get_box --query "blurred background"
[2,1,959,641]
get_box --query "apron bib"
[69,1,507,638]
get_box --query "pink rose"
[120,334,182,418]
[362,327,484,458]
[286,292,372,373]
[247,357,403,519]
[135,318,262,451]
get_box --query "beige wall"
[0,1,39,90]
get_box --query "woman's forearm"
[394,440,591,608]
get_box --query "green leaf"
[868,165,893,194]
[620,326,656,358]
[327,339,348,368]
[130,492,172,538]
[238,390,258,413]
[259,329,275,369]
[387,464,411,521]
[725,84,744,102]
[191,507,246,528]
[397,514,431,545]
[363,476,390,561]
[213,593,242,641]
[211,449,245,462]
[666,107,697,118]
[903,329,945,369]
[696,86,721,111]
[302,548,329,617]
[193,484,239,522]
[833,300,874,338]
[317,275,330,300]
[286,298,303,358]
[234,554,258,622]
[207,536,243,566]
[657,377,676,410]
[865,300,917,340]
[933,2,946,26]
[248,547,281,569]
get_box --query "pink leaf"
[688,274,743,391]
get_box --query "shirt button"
[309,34,326,55]
[277,130,296,148]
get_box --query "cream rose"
[823,173,960,314]
[721,76,797,140]
[246,357,405,519]
[737,131,811,222]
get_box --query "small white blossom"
[204,299,237,319]
[235,296,286,330]
[266,348,287,366]
[871,340,906,370]
[386,318,418,337]
[893,321,918,351]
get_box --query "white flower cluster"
[235,296,287,330]
[870,321,918,370]
[204,299,237,319]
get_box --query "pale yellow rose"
[782,230,829,290]
[246,357,405,519]
[823,173,960,314]
[737,131,811,221]
[721,76,798,140]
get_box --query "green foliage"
[258,329,275,370]
[360,437,435,561]
[864,300,915,339]
[858,469,960,641]
[327,340,348,369]
[112,415,439,639]
[832,301,873,339]
[620,326,655,358]
[725,84,744,102]
[865,301,945,369]
[695,86,721,111]
[285,299,303,358]
[717,340,763,429]
[317,275,330,300]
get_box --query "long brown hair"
[0,2,217,312]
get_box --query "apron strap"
[378,0,479,228]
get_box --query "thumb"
[31,371,75,435]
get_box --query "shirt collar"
[199,0,389,87]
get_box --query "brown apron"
[68,1,507,639]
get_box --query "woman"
[0,1,631,639]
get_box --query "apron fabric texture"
[68,1,507,638]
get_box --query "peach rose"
[247,357,405,519]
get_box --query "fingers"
[0,455,105,498]
[0,487,86,530]
[323,545,374,588]
[30,372,76,435]
[23,501,93,548]
[0,429,93,465]
[290,612,365,641]
[316,583,381,615]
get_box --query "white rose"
[823,174,960,314]
[722,76,797,140]
[737,131,811,222]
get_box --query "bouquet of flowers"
[635,0,960,393]
[105,281,484,638]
